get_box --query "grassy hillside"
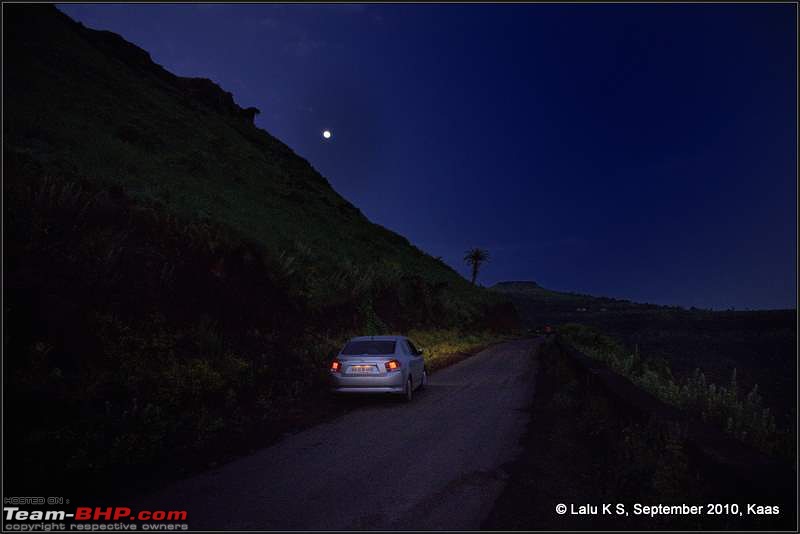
[4,5,518,495]
[5,5,499,312]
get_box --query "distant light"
[323,130,332,139]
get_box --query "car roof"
[348,335,407,342]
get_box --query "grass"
[558,323,794,462]
[408,329,513,372]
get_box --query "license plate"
[348,365,377,374]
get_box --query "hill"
[493,280,615,302]
[4,5,498,311]
[491,280,655,321]
[3,4,518,495]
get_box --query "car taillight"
[385,359,401,372]
[330,360,341,373]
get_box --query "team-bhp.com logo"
[4,506,188,521]
[76,509,187,521]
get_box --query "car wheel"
[419,369,428,390]
[404,377,413,402]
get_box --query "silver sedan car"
[329,335,427,401]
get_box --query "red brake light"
[385,359,401,371]
[330,360,341,373]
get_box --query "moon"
[322,130,332,139]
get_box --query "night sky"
[57,3,796,310]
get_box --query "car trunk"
[337,354,395,376]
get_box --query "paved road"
[138,338,540,530]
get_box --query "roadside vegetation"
[409,329,511,372]
[485,338,795,531]
[558,324,794,462]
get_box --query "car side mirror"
[418,348,425,356]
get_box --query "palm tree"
[463,248,490,285]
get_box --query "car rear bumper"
[329,372,405,394]
[331,386,405,394]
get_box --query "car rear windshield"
[341,341,396,355]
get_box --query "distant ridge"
[490,279,640,307]
[492,281,541,290]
